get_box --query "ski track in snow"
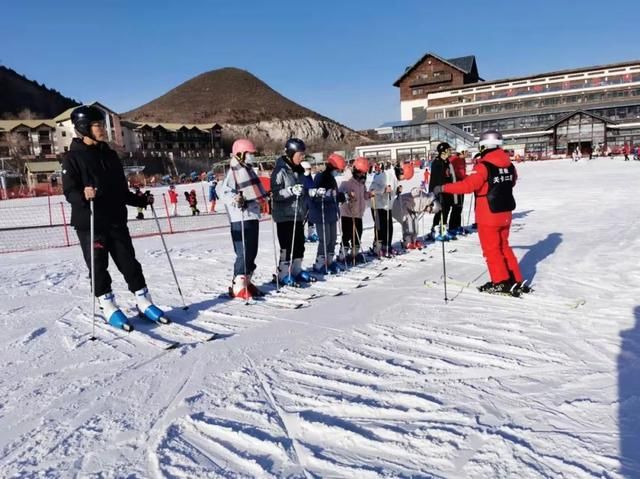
[0,158,638,477]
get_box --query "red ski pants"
[477,224,523,283]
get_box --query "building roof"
[434,59,640,94]
[0,120,56,131]
[393,52,477,87]
[25,161,61,173]
[545,109,616,129]
[53,101,117,122]
[133,122,222,132]
[447,56,476,74]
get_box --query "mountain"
[123,68,369,151]
[0,66,80,119]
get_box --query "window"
[61,131,66,137]
[64,146,69,152]
[435,112,444,119]
[462,125,472,133]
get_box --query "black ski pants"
[341,216,363,248]
[230,219,259,277]
[448,196,464,231]
[77,224,146,297]
[276,221,305,261]
[375,209,393,248]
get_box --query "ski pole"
[89,198,97,341]
[288,193,300,279]
[321,196,328,274]
[351,203,356,266]
[239,192,249,304]
[466,194,473,232]
[269,195,280,291]
[352,218,369,264]
[439,205,449,303]
[386,190,392,258]
[150,204,188,310]
[371,194,380,256]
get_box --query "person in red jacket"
[168,185,179,216]
[433,130,528,296]
[448,151,467,234]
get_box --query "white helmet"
[479,130,503,149]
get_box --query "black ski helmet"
[284,138,306,158]
[436,142,452,155]
[70,105,105,138]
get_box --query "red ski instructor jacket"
[442,148,517,227]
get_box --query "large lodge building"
[358,53,640,161]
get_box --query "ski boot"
[98,292,133,331]
[229,276,252,301]
[307,232,319,243]
[312,255,330,275]
[277,259,300,287]
[513,280,532,294]
[246,273,266,297]
[293,258,316,283]
[477,281,520,297]
[327,262,342,274]
[135,287,168,323]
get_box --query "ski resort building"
[373,53,640,159]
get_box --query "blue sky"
[3,0,639,130]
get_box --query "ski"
[59,310,179,350]
[135,312,221,343]
[423,279,587,308]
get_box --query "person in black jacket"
[62,105,163,330]
[428,142,455,241]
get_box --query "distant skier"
[308,153,347,274]
[209,179,219,213]
[61,105,163,330]
[270,138,314,285]
[433,130,528,296]
[134,186,145,219]
[221,138,268,300]
[168,185,179,216]
[185,190,200,215]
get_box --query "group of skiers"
[61,104,528,331]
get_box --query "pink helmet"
[232,139,257,156]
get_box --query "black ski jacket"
[62,138,146,231]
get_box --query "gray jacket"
[270,156,306,223]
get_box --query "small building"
[0,120,57,158]
[132,122,223,158]
[24,160,61,189]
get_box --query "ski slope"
[0,158,638,478]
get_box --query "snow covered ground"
[0,157,639,478]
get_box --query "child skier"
[168,185,179,216]
[308,153,347,274]
[369,162,399,256]
[338,157,369,265]
[392,188,440,249]
[301,160,318,242]
[270,138,314,285]
[209,179,219,213]
[221,139,268,300]
[185,190,200,215]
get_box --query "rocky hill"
[123,68,369,151]
[0,66,79,119]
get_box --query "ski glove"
[146,193,155,205]
[432,185,443,196]
[289,184,304,197]
[316,187,327,197]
